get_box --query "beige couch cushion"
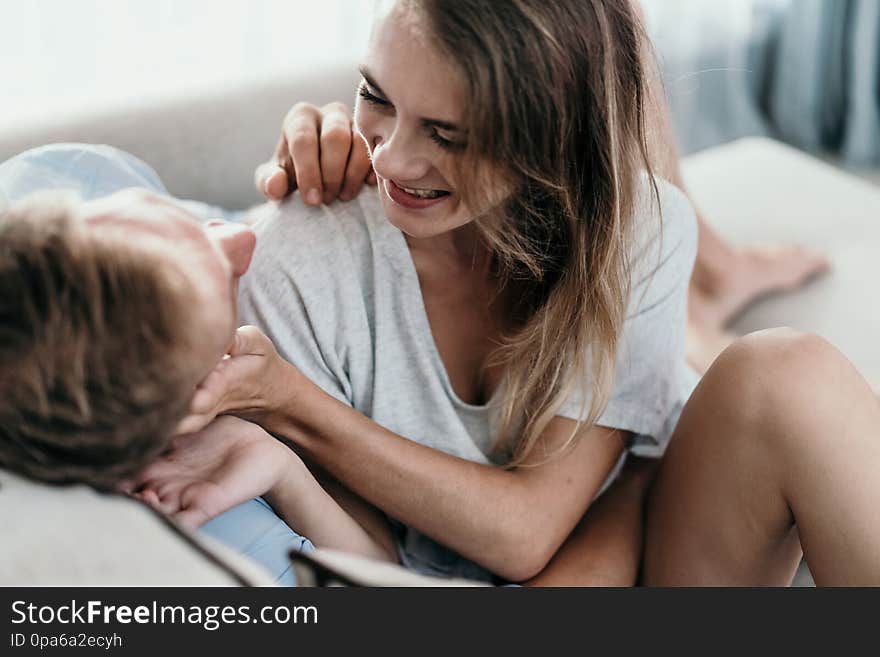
[683,137,880,384]
[0,67,361,212]
[0,469,274,586]
[0,468,485,586]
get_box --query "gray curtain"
[644,0,778,154]
[646,0,880,167]
[841,0,880,166]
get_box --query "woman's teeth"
[400,186,446,199]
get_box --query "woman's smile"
[384,177,452,210]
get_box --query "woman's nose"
[370,129,431,183]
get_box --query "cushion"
[683,137,880,384]
[0,469,274,586]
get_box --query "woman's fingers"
[265,166,290,198]
[254,129,296,200]
[260,100,366,205]
[255,160,290,200]
[183,354,237,422]
[283,103,323,206]
[189,373,224,415]
[173,412,215,437]
[340,135,374,201]
[229,325,272,357]
[174,383,223,435]
[319,103,356,204]
[177,328,278,430]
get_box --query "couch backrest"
[0,64,360,211]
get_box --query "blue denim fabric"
[0,142,312,586]
[202,498,315,586]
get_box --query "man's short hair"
[0,192,203,488]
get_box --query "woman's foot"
[689,245,830,330]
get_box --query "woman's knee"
[720,328,853,394]
[701,327,863,445]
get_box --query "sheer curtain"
[642,0,880,167]
[641,0,792,154]
[0,0,372,129]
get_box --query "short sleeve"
[0,143,168,204]
[557,175,700,457]
[0,143,242,221]
[237,199,358,407]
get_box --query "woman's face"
[354,2,476,240]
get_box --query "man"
[0,144,478,587]
[0,145,281,585]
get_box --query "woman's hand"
[131,416,300,528]
[254,101,377,206]
[176,326,302,435]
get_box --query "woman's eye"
[358,81,461,150]
[358,84,391,108]
[429,129,454,149]
[429,128,464,151]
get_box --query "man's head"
[0,188,255,488]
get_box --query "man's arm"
[133,416,395,563]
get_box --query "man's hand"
[254,101,376,206]
[131,416,300,528]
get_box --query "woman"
[252,1,829,376]
[138,0,880,585]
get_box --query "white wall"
[0,0,373,130]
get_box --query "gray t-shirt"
[240,177,698,580]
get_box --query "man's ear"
[208,222,256,277]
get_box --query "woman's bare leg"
[643,328,880,586]
[687,223,830,332]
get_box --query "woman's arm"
[261,364,627,582]
[525,456,657,586]
[183,327,629,581]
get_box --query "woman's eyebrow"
[359,65,462,133]
[359,66,388,97]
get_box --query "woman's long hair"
[416,0,659,466]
